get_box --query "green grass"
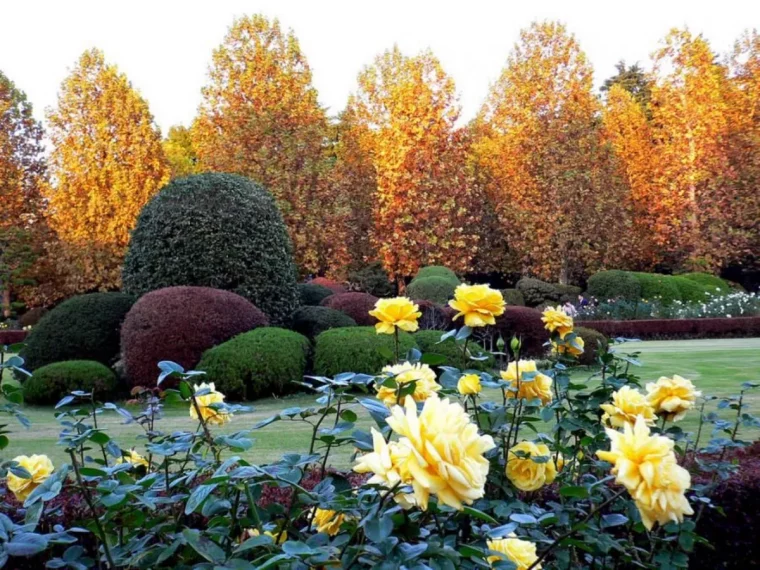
[2,338,759,468]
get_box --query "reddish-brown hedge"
[578,316,760,340]
[416,300,453,331]
[493,306,547,358]
[121,286,268,388]
[309,277,346,294]
[0,330,28,345]
[320,292,379,326]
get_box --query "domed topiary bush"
[121,286,269,388]
[298,283,334,306]
[23,360,117,406]
[573,327,608,366]
[20,293,136,373]
[671,277,710,303]
[500,288,526,307]
[407,276,458,305]
[633,273,681,306]
[412,265,459,283]
[197,328,311,401]
[413,330,494,370]
[555,284,583,304]
[289,306,357,340]
[494,306,547,358]
[320,292,379,326]
[681,272,732,294]
[516,277,560,307]
[348,262,395,297]
[416,300,453,331]
[313,327,417,376]
[309,277,346,294]
[586,270,641,302]
[122,173,299,325]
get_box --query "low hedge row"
[578,316,760,340]
[0,330,27,345]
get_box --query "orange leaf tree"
[163,125,200,179]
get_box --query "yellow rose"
[645,375,701,422]
[500,360,553,405]
[384,395,495,510]
[487,535,541,570]
[244,528,287,545]
[541,305,574,336]
[116,449,150,469]
[189,382,231,426]
[632,459,694,530]
[506,441,557,492]
[457,373,482,395]
[551,330,585,357]
[601,386,656,429]
[7,454,54,502]
[369,297,422,335]
[354,428,416,509]
[377,362,440,406]
[313,508,346,536]
[448,284,506,328]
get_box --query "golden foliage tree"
[163,125,200,179]
[350,46,479,280]
[44,49,169,292]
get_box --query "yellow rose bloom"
[500,360,553,405]
[645,375,701,422]
[7,454,54,502]
[457,373,482,395]
[189,382,231,426]
[600,386,656,429]
[541,305,574,336]
[313,508,346,536]
[244,528,287,545]
[632,460,694,530]
[506,441,557,492]
[551,330,584,357]
[377,362,440,406]
[385,395,496,510]
[354,428,416,509]
[369,297,422,335]
[487,535,541,570]
[448,284,506,328]
[116,449,150,469]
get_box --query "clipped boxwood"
[122,173,299,325]
[671,277,710,303]
[682,272,732,294]
[290,306,357,340]
[320,292,379,326]
[413,330,494,371]
[23,360,117,405]
[314,327,417,376]
[500,288,525,307]
[586,270,641,302]
[574,327,608,366]
[633,273,681,306]
[516,277,560,307]
[298,283,334,306]
[348,262,395,297]
[412,265,459,283]
[197,328,310,401]
[407,276,458,305]
[20,293,136,373]
[555,284,583,304]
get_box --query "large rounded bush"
[348,263,395,297]
[407,276,458,305]
[516,277,560,307]
[412,265,459,283]
[313,327,417,376]
[290,306,357,340]
[500,288,526,307]
[633,273,681,306]
[309,277,346,294]
[298,283,334,306]
[197,328,310,401]
[682,272,732,294]
[121,286,269,388]
[413,330,494,370]
[23,361,117,406]
[122,173,299,325]
[320,292,379,326]
[494,306,547,358]
[671,277,709,303]
[20,293,136,373]
[586,270,641,302]
[555,284,583,304]
[574,327,608,366]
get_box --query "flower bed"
[580,316,760,340]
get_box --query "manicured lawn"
[2,337,759,468]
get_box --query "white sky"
[2,0,759,133]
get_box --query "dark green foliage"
[574,327,608,366]
[681,272,732,294]
[671,277,710,303]
[23,360,117,405]
[413,330,494,370]
[555,284,583,304]
[633,273,681,306]
[313,327,417,376]
[20,293,136,372]
[516,277,560,307]
[197,328,310,401]
[586,270,642,302]
[348,262,395,297]
[290,306,357,340]
[407,276,458,304]
[412,266,459,283]
[122,173,299,324]
[298,283,334,306]
[500,288,525,307]
[601,61,652,114]
[17,307,47,328]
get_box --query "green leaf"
[281,541,315,556]
[181,529,225,564]
[365,512,394,543]
[559,486,589,498]
[6,532,48,556]
[78,467,108,477]
[179,381,193,400]
[88,432,110,445]
[462,506,498,524]
[185,483,217,514]
[377,346,394,360]
[601,513,628,528]
[421,353,448,366]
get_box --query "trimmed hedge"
[348,263,395,297]
[671,276,709,303]
[122,173,299,325]
[197,328,310,401]
[313,327,417,376]
[500,288,526,307]
[289,306,357,340]
[574,326,608,366]
[412,266,459,283]
[23,360,117,405]
[578,316,760,340]
[298,283,334,306]
[516,277,559,307]
[555,284,583,304]
[413,330,494,370]
[416,300,453,331]
[406,276,458,304]
[682,272,732,294]
[121,286,269,388]
[309,277,346,294]
[633,273,681,305]
[20,293,136,372]
[586,270,641,302]
[493,306,547,358]
[320,292,379,326]
[0,330,27,345]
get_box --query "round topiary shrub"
[413,330,494,370]
[290,306,357,340]
[309,277,346,294]
[20,293,136,373]
[298,283,334,306]
[500,288,526,307]
[574,327,608,366]
[681,272,732,294]
[122,173,299,325]
[313,327,417,376]
[633,273,681,306]
[516,277,560,307]
[416,300,453,331]
[406,276,458,305]
[320,292,379,326]
[197,327,310,401]
[23,360,117,405]
[671,277,710,303]
[348,262,395,297]
[586,270,641,302]
[493,306,547,358]
[555,284,583,304]
[412,265,459,283]
[121,286,269,388]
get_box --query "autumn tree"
[44,49,169,292]
[472,21,631,283]
[163,125,200,178]
[192,15,333,274]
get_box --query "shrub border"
[579,316,760,340]
[0,331,28,345]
